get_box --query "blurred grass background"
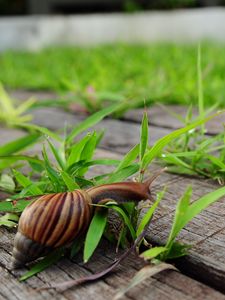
[0,43,224,107]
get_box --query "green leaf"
[164,242,190,260]
[141,111,224,171]
[42,145,62,192]
[0,213,19,228]
[67,103,121,143]
[79,132,97,162]
[20,249,63,281]
[140,111,148,161]
[206,155,225,169]
[0,199,32,213]
[15,97,36,115]
[0,155,44,171]
[84,209,108,262]
[162,153,192,169]
[163,185,225,260]
[140,247,167,260]
[13,170,43,195]
[78,132,98,176]
[114,263,176,300]
[197,44,205,135]
[0,201,15,212]
[67,134,91,167]
[105,164,139,184]
[19,123,62,142]
[70,236,84,258]
[0,133,40,156]
[61,171,80,191]
[47,139,66,170]
[109,204,136,240]
[181,185,225,233]
[0,174,15,192]
[114,144,139,172]
[165,186,192,251]
[136,188,166,236]
[85,159,120,167]
[0,82,14,112]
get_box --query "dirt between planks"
[0,90,225,300]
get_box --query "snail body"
[12,173,162,268]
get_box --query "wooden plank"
[1,98,225,296]
[30,106,172,154]
[0,132,224,299]
[146,176,225,293]
[9,90,57,101]
[1,227,224,300]
[8,90,225,135]
[0,151,224,299]
[123,106,224,135]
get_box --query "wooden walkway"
[1,90,225,300]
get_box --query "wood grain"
[1,227,224,300]
[123,106,225,135]
[1,94,225,298]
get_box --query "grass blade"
[47,139,66,170]
[67,103,121,143]
[140,111,148,161]
[84,209,108,262]
[113,263,176,300]
[136,189,166,236]
[165,186,192,251]
[105,164,139,184]
[0,133,40,156]
[141,111,224,171]
[0,199,32,213]
[0,213,19,228]
[197,44,204,135]
[109,204,136,240]
[140,247,167,260]
[42,145,62,192]
[0,155,44,171]
[20,249,63,281]
[19,123,62,142]
[67,135,91,167]
[181,185,225,232]
[13,170,43,195]
[0,174,15,192]
[61,171,80,191]
[114,144,139,173]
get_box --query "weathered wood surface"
[1,91,225,299]
[1,215,225,300]
[124,106,225,135]
[30,106,172,154]
[9,89,224,135]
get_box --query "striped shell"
[12,190,92,268]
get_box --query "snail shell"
[12,190,92,268]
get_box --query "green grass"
[0,43,225,106]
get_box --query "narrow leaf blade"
[84,209,108,262]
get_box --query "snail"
[11,171,163,268]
